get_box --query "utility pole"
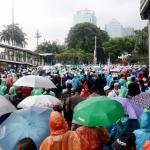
[12,0,14,46]
[35,30,42,50]
[93,36,97,64]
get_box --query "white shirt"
[108,89,118,98]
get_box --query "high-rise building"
[105,19,124,38]
[123,27,135,36]
[73,9,97,25]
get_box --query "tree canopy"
[103,26,148,64]
[66,23,109,63]
[66,23,109,52]
[0,24,27,47]
[56,48,93,64]
[35,41,65,54]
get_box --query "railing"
[0,43,44,66]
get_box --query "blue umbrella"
[0,107,52,150]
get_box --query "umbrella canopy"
[0,95,16,116]
[54,63,64,68]
[130,92,150,109]
[113,97,143,119]
[73,96,124,127]
[0,107,52,150]
[14,75,56,89]
[17,95,62,109]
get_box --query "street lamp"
[93,36,97,64]
[12,0,14,46]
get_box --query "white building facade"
[105,19,135,38]
[73,9,97,25]
[105,19,124,38]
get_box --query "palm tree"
[0,24,27,47]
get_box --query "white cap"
[114,83,119,86]
[104,85,110,91]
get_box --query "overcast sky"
[0,0,147,50]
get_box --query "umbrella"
[14,75,56,89]
[0,95,16,116]
[73,96,124,127]
[54,63,64,68]
[0,107,52,150]
[113,97,143,119]
[130,92,150,109]
[17,95,62,109]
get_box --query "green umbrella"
[73,96,124,127]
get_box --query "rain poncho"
[31,88,42,96]
[0,79,7,96]
[40,111,86,150]
[72,76,81,90]
[9,86,16,96]
[134,112,150,150]
[6,74,13,89]
[126,77,132,87]
[143,140,150,150]
[40,111,68,150]
[76,126,110,150]
[119,78,128,97]
[106,74,112,86]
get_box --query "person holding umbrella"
[73,96,124,150]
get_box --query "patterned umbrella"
[113,97,143,119]
[130,92,150,109]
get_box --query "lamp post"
[12,0,14,43]
[93,36,97,64]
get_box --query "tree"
[66,23,109,63]
[103,36,136,63]
[0,24,27,47]
[103,26,148,64]
[35,41,65,54]
[56,48,93,64]
[134,26,148,55]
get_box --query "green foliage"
[66,23,109,51]
[35,41,65,53]
[103,26,148,64]
[66,23,109,63]
[56,48,93,64]
[103,36,135,62]
[0,24,27,47]
[134,26,148,54]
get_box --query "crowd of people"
[1,64,150,150]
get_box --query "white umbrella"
[54,63,64,67]
[0,96,16,116]
[14,75,56,89]
[17,95,62,109]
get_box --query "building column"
[148,15,150,75]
